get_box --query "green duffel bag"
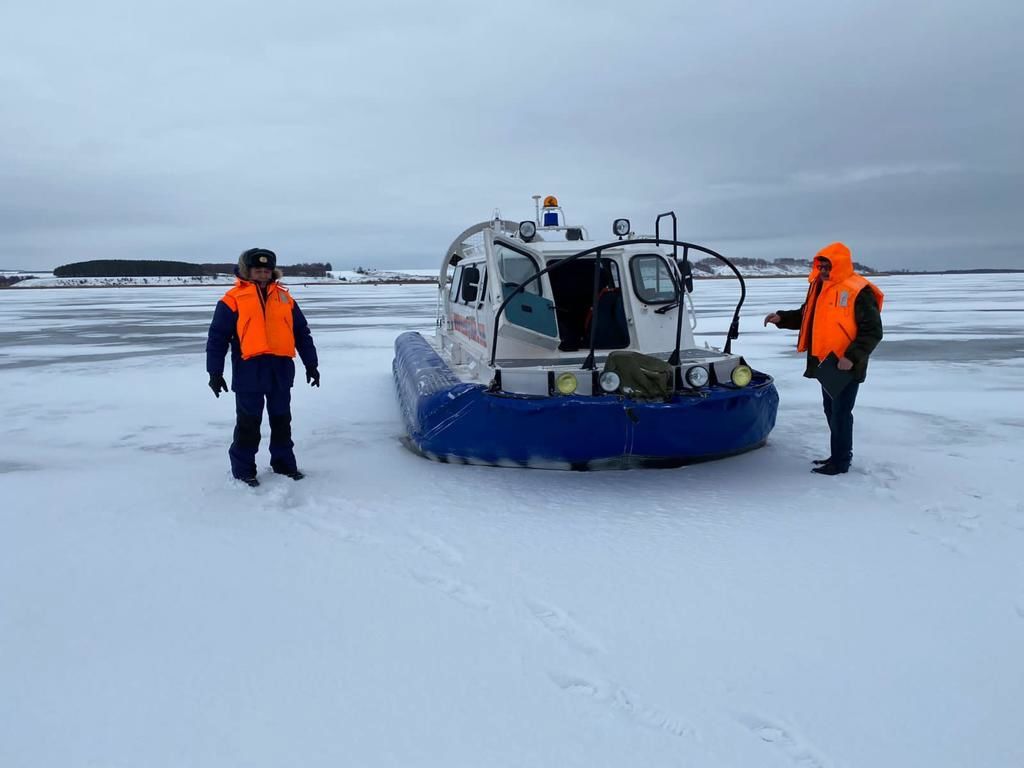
[604,351,674,401]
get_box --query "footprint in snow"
[410,570,491,610]
[1010,502,1024,531]
[410,530,463,566]
[937,536,963,554]
[548,672,690,737]
[258,480,298,509]
[526,599,605,656]
[918,503,979,551]
[858,461,900,491]
[957,510,981,531]
[735,713,831,768]
[286,511,364,543]
[281,497,368,543]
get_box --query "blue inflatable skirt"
[394,331,778,470]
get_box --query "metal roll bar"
[489,235,747,369]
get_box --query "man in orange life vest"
[764,242,884,476]
[206,248,319,486]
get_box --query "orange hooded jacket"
[797,242,884,361]
[220,279,297,360]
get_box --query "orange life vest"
[797,243,884,360]
[221,280,296,360]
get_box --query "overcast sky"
[2,0,1021,271]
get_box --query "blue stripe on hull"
[393,332,778,469]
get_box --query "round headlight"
[599,371,621,393]
[519,220,537,240]
[555,372,578,395]
[685,365,709,388]
[612,218,630,237]
[731,364,753,387]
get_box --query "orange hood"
[809,242,855,284]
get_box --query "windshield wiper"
[655,301,680,314]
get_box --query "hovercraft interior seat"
[549,258,630,351]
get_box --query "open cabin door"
[490,237,559,351]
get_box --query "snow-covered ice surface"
[2,274,1023,767]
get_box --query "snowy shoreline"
[6,278,439,289]
[2,270,438,289]
[4,268,1019,290]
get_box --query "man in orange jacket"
[764,242,884,475]
[206,248,319,486]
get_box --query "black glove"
[208,373,228,398]
[306,367,320,387]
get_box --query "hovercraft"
[393,196,778,469]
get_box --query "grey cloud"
[1,0,1021,271]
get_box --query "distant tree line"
[54,260,204,277]
[53,260,334,277]
[199,262,333,277]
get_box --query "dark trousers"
[229,390,296,479]
[821,381,860,470]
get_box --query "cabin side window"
[629,254,678,304]
[458,264,482,305]
[449,265,464,303]
[495,244,542,297]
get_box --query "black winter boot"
[811,463,848,476]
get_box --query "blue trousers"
[821,381,860,470]
[229,390,296,479]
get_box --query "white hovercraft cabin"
[438,196,749,394]
[392,196,779,468]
